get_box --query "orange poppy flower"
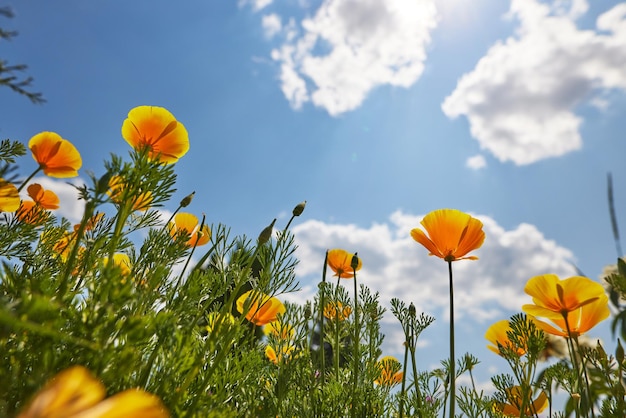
[16,184,59,224]
[29,132,82,178]
[522,274,610,338]
[121,106,189,164]
[374,356,403,386]
[327,249,362,278]
[16,365,169,418]
[485,320,527,357]
[26,183,60,209]
[0,178,20,212]
[494,386,548,416]
[323,301,352,321]
[410,209,485,262]
[104,253,132,277]
[107,175,153,211]
[236,290,286,326]
[168,213,211,247]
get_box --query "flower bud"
[293,200,306,216]
[350,252,359,270]
[409,303,416,318]
[258,218,276,245]
[180,191,195,208]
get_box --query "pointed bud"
[293,200,306,216]
[617,339,624,365]
[350,252,359,270]
[409,303,416,318]
[180,191,195,208]
[258,218,276,245]
[96,171,112,195]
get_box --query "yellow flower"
[205,312,235,333]
[410,209,485,262]
[236,290,286,326]
[168,213,211,247]
[494,386,548,417]
[265,344,295,365]
[29,132,82,178]
[374,356,403,386]
[0,178,20,212]
[327,249,361,278]
[121,106,189,164]
[107,175,153,212]
[264,319,295,340]
[323,301,352,321]
[485,320,526,357]
[104,253,132,277]
[522,274,610,338]
[16,365,168,418]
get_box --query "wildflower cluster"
[1,106,624,417]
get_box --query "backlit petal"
[29,132,82,178]
[0,179,20,212]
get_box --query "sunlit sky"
[2,0,626,399]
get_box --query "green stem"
[399,331,409,418]
[320,250,328,387]
[352,268,359,416]
[17,166,42,192]
[409,319,423,412]
[448,261,456,418]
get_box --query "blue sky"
[2,0,626,398]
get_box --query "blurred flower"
[107,175,153,212]
[236,290,285,326]
[485,320,526,357]
[168,213,211,247]
[104,253,132,277]
[265,344,295,365]
[327,249,361,278]
[41,229,74,261]
[29,131,82,178]
[264,319,295,340]
[16,365,168,418]
[121,105,189,164]
[17,184,60,224]
[494,386,548,416]
[538,333,568,362]
[0,178,20,212]
[523,274,610,338]
[205,312,235,334]
[323,301,352,321]
[374,356,403,386]
[410,209,485,262]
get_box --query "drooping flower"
[236,290,286,326]
[168,213,211,247]
[29,131,82,177]
[494,386,548,417]
[121,105,189,164]
[485,320,527,357]
[522,274,610,338]
[16,365,169,418]
[0,178,20,212]
[17,184,60,224]
[327,249,362,278]
[410,209,485,262]
[265,344,295,365]
[323,301,352,321]
[374,356,403,386]
[107,175,153,211]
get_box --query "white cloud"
[289,210,577,322]
[239,0,273,12]
[286,210,579,362]
[466,154,487,170]
[270,0,438,116]
[442,0,626,165]
[262,13,282,39]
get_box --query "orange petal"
[29,132,82,178]
[0,179,20,212]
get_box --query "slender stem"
[448,260,456,418]
[409,319,423,412]
[352,268,359,416]
[17,166,42,192]
[399,333,409,418]
[335,276,341,381]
